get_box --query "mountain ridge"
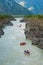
[0,0,32,15]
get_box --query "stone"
[0,29,4,35]
[32,38,40,45]
[38,39,43,49]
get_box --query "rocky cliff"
[0,18,13,37]
[20,18,43,49]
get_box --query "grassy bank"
[24,15,43,19]
[0,14,14,19]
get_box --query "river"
[0,18,43,65]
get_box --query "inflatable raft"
[24,50,30,55]
[20,42,26,46]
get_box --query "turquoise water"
[0,18,43,65]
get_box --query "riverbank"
[0,14,16,37]
[20,18,43,49]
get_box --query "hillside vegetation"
[24,15,43,19]
[0,14,14,19]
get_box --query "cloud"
[19,1,25,6]
[28,7,34,11]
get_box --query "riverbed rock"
[23,18,43,49]
[9,18,16,21]
[20,18,28,22]
[0,22,5,28]
[3,21,13,26]
[38,39,43,49]
[0,28,4,35]
[0,18,15,38]
[32,38,40,45]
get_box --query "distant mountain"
[0,0,32,15]
[23,0,43,14]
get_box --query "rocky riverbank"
[0,18,16,38]
[20,18,43,49]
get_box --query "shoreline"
[0,18,16,38]
[20,18,43,49]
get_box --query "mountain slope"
[24,0,43,14]
[0,0,32,15]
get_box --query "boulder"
[38,39,43,49]
[0,29,4,35]
[3,21,13,26]
[20,18,28,22]
[36,31,43,38]
[32,38,40,45]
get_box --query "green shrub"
[24,15,43,19]
[37,15,43,19]
[0,14,13,19]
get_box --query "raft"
[20,42,26,46]
[24,50,30,55]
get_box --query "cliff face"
[20,18,43,49]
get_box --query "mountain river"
[0,18,43,65]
